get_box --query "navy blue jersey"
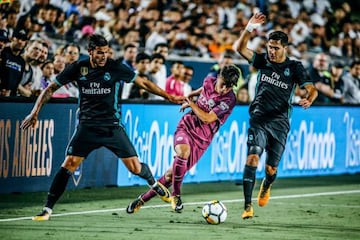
[0,46,26,95]
[249,52,312,133]
[55,58,136,126]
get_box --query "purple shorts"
[173,129,207,170]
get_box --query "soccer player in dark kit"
[126,64,240,214]
[21,34,184,221]
[233,12,318,219]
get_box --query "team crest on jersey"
[104,72,111,81]
[284,68,290,76]
[80,67,88,76]
[208,99,215,108]
[219,101,229,111]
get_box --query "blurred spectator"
[63,43,80,65]
[165,61,184,96]
[39,59,55,90]
[0,29,9,53]
[18,39,44,97]
[342,60,360,104]
[181,65,194,97]
[236,84,249,104]
[147,52,165,100]
[150,42,169,100]
[315,61,346,104]
[307,52,332,104]
[52,53,66,75]
[129,52,151,100]
[120,43,138,99]
[0,28,28,96]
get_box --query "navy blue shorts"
[65,124,137,159]
[247,127,286,167]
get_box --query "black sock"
[45,167,72,209]
[137,163,156,186]
[264,171,277,188]
[243,165,257,206]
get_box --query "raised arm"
[233,12,266,61]
[134,75,184,104]
[20,81,60,129]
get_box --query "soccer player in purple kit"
[233,12,318,219]
[126,64,241,214]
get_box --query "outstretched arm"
[298,84,318,109]
[134,75,184,104]
[233,12,266,61]
[20,81,60,129]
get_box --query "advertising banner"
[117,105,360,186]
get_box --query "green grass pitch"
[1,174,359,240]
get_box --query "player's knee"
[265,165,277,176]
[248,145,263,156]
[175,144,190,159]
[246,145,263,166]
[62,156,81,172]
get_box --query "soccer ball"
[201,200,227,224]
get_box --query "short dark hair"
[350,59,360,68]
[268,31,288,46]
[154,42,168,52]
[88,34,108,51]
[135,52,150,63]
[150,53,165,63]
[220,64,241,87]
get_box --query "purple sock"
[172,156,188,196]
[141,175,171,202]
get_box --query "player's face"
[89,45,109,67]
[215,76,233,95]
[267,39,287,63]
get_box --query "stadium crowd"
[0,0,359,104]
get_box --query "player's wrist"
[245,22,261,32]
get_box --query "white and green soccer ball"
[202,200,227,224]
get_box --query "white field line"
[0,189,359,222]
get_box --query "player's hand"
[167,95,185,104]
[20,113,38,130]
[249,12,266,25]
[298,98,312,109]
[179,97,192,112]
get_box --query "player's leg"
[258,138,284,207]
[127,168,172,214]
[242,127,266,219]
[110,126,170,203]
[170,129,193,213]
[32,124,93,221]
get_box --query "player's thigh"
[105,126,138,158]
[247,127,267,152]
[266,137,285,167]
[66,124,101,158]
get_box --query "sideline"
[1,189,359,222]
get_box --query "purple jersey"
[175,76,236,150]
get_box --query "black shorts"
[65,124,137,159]
[247,127,286,167]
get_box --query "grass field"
[1,174,359,240]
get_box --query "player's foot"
[241,203,254,219]
[32,207,52,221]
[171,195,183,213]
[152,182,171,203]
[126,195,145,214]
[258,178,271,207]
